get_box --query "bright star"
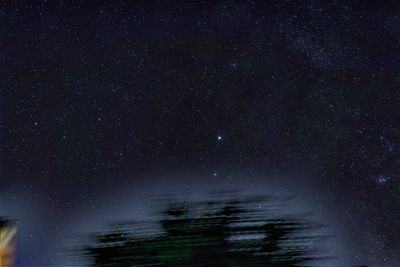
[217,135,222,141]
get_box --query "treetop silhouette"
[78,193,331,267]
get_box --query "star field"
[1,1,400,266]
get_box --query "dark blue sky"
[1,1,400,266]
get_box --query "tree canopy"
[78,194,330,267]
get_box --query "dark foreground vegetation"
[76,193,332,266]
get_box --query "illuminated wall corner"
[0,219,17,267]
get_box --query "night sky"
[1,1,400,266]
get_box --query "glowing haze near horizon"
[1,1,400,266]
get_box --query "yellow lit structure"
[0,219,16,267]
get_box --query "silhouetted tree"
[78,194,330,266]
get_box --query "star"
[217,135,222,141]
[375,174,390,185]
